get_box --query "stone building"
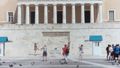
[0,0,120,59]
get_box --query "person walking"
[113,44,120,64]
[79,44,84,60]
[62,44,69,64]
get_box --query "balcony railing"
[18,0,103,2]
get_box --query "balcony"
[18,0,103,4]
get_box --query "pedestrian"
[62,44,69,64]
[34,43,39,54]
[113,44,120,64]
[41,45,47,61]
[106,45,110,60]
[79,44,84,60]
[108,45,113,61]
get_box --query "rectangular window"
[7,12,14,23]
[109,10,114,21]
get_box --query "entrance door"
[85,11,90,23]
[30,12,35,24]
[92,42,102,56]
[57,11,63,24]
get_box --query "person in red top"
[62,44,69,64]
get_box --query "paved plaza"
[0,57,120,68]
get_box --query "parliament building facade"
[0,0,120,59]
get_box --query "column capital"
[35,4,39,6]
[72,3,76,6]
[81,3,85,5]
[53,4,57,6]
[98,3,103,5]
[71,3,76,5]
[44,4,48,6]
[17,4,22,6]
[63,4,66,6]
[91,3,94,5]
[26,4,30,6]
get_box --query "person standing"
[41,45,47,61]
[79,44,84,60]
[106,45,110,60]
[62,44,69,64]
[34,43,39,54]
[108,45,113,61]
[113,44,120,64]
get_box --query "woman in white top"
[108,45,113,61]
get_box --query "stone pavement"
[0,58,119,68]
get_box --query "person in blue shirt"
[113,44,120,63]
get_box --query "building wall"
[0,0,120,59]
[103,0,120,22]
[0,24,119,58]
[0,0,17,23]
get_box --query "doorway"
[57,11,63,24]
[30,12,35,24]
[92,42,102,56]
[85,11,90,23]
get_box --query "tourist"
[106,45,110,60]
[113,44,120,64]
[34,43,39,54]
[62,44,69,64]
[108,45,113,61]
[79,44,84,60]
[41,45,47,61]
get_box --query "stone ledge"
[0,23,120,30]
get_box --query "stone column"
[53,4,57,24]
[35,4,39,24]
[99,3,103,23]
[17,4,22,24]
[63,4,66,24]
[91,4,94,23]
[26,4,30,24]
[44,4,48,24]
[81,4,85,23]
[72,4,76,24]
